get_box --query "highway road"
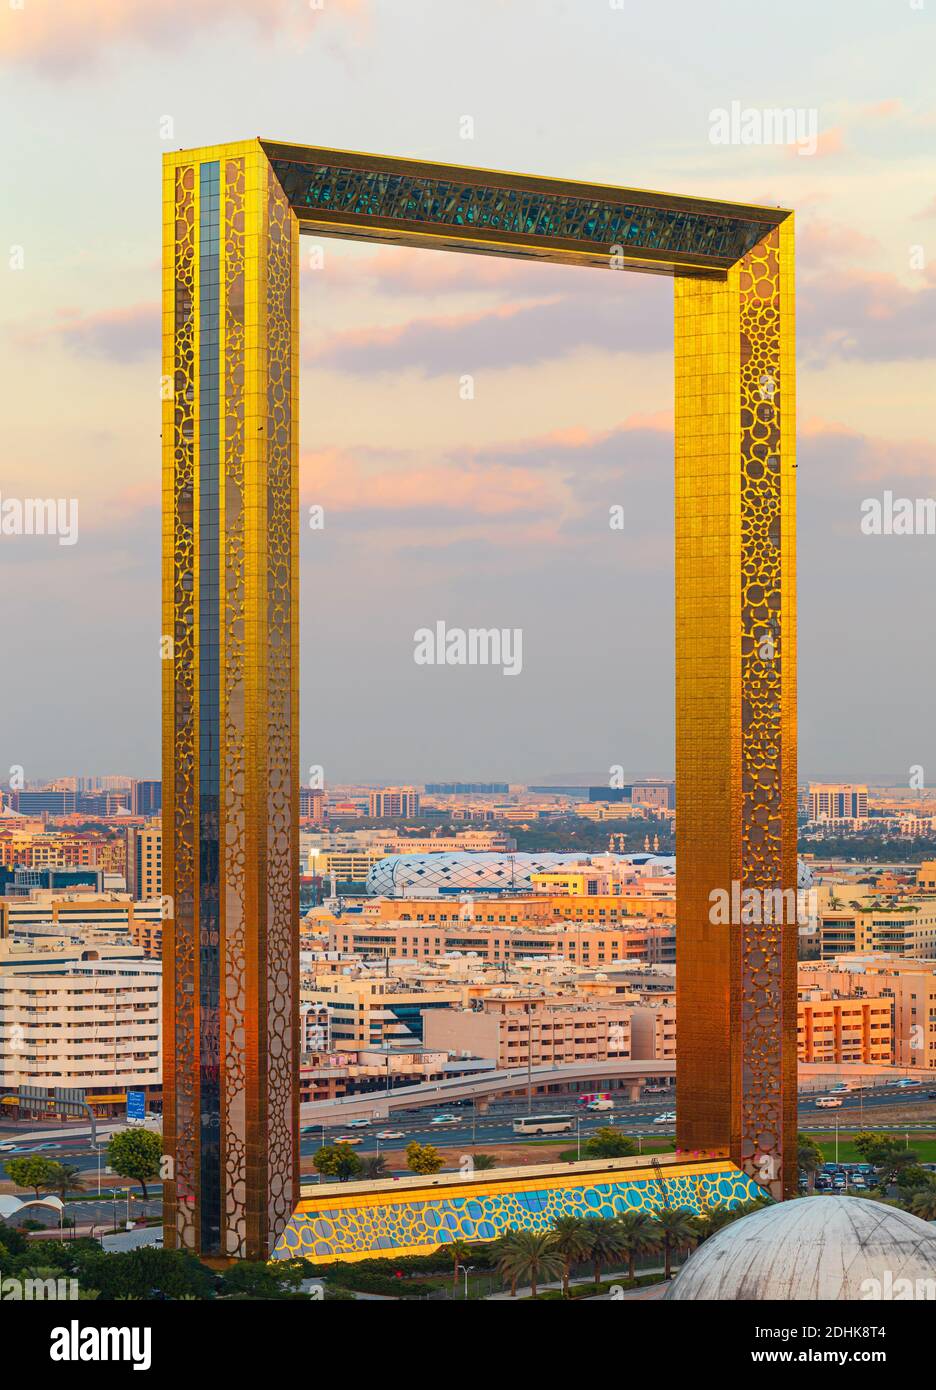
[5,1084,936,1181]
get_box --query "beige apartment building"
[325,918,674,967]
[0,941,162,1098]
[301,974,462,1051]
[423,995,637,1069]
[0,893,164,956]
[796,990,893,1065]
[800,956,936,1069]
[819,902,936,959]
[628,1005,677,1061]
[125,823,162,900]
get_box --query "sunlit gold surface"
[163,142,299,1258]
[163,141,797,1256]
[674,222,796,1199]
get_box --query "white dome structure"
[365,851,674,897]
[664,1196,936,1301]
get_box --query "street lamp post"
[455,1264,473,1300]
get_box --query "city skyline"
[1,0,935,786]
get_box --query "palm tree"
[910,1187,936,1222]
[689,1203,732,1244]
[493,1234,520,1298]
[51,1162,82,1202]
[447,1237,474,1299]
[653,1207,697,1280]
[471,1153,497,1172]
[495,1229,563,1299]
[551,1216,594,1296]
[583,1215,626,1287]
[615,1210,660,1281]
[361,1154,387,1181]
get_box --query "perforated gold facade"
[162,142,299,1259]
[674,221,796,1199]
[162,140,796,1258]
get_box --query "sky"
[0,0,934,787]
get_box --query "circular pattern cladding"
[272,1166,765,1260]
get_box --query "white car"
[347,1118,371,1127]
[430,1114,457,1125]
[653,1112,676,1125]
[376,1130,404,1140]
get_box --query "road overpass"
[299,1058,675,1124]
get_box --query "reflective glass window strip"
[197,158,221,1253]
[272,160,770,260]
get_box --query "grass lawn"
[557,1138,674,1162]
[803,1131,936,1163]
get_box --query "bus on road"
[512,1114,576,1136]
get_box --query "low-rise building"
[326,918,674,967]
[0,940,161,1105]
[423,994,634,1069]
[799,955,936,1070]
[819,902,936,959]
[301,974,462,1051]
[796,990,893,1065]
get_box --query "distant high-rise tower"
[369,787,421,819]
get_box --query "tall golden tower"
[674,221,797,1199]
[162,143,299,1259]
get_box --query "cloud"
[800,417,936,486]
[302,445,561,524]
[797,218,881,270]
[17,302,159,362]
[860,99,903,121]
[799,267,936,363]
[306,273,670,375]
[0,0,368,76]
[303,243,568,296]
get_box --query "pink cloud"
[1,0,369,76]
[800,267,936,362]
[16,302,159,361]
[801,417,936,483]
[305,270,669,375]
[303,243,562,295]
[303,446,561,520]
[798,217,881,269]
[861,99,903,120]
[785,124,844,160]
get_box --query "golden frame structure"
[162,139,796,1260]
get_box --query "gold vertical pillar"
[674,220,797,1200]
[162,142,299,1259]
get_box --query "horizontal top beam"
[260,139,790,278]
